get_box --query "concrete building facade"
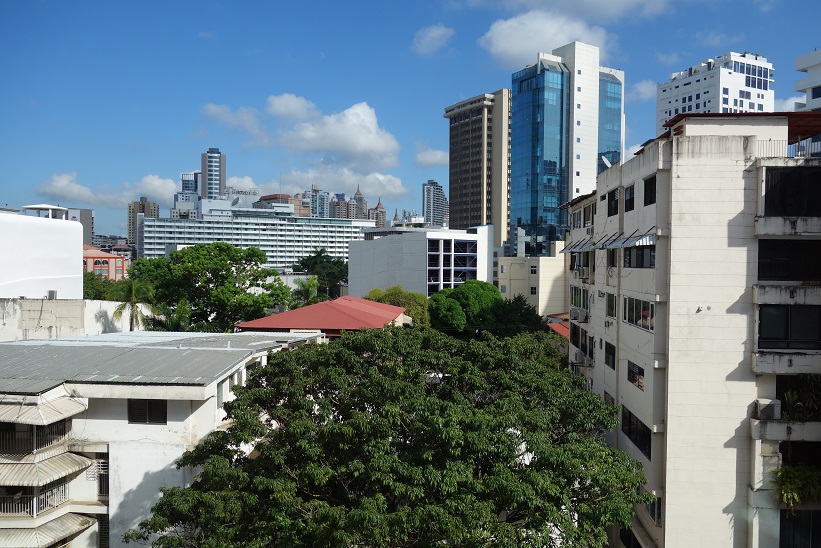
[564,111,821,547]
[0,331,321,547]
[656,52,775,136]
[200,148,226,200]
[444,89,510,247]
[127,197,159,245]
[422,179,448,227]
[348,225,493,297]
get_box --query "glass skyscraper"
[509,42,624,257]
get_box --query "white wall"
[0,214,83,299]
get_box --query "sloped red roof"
[235,296,407,331]
[547,320,570,340]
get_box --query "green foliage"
[449,280,502,329]
[773,465,821,508]
[429,291,467,332]
[107,277,158,331]
[131,243,290,332]
[782,375,821,421]
[364,285,429,328]
[294,248,348,298]
[289,276,328,309]
[126,328,649,547]
[83,271,111,300]
[146,300,192,332]
[486,295,548,338]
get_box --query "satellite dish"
[231,197,240,206]
[601,156,612,168]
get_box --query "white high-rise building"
[200,147,226,200]
[795,49,821,113]
[564,111,821,547]
[422,179,448,227]
[656,52,775,136]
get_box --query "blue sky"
[1,0,815,235]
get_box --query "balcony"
[0,422,69,455]
[751,419,821,441]
[755,284,821,305]
[753,352,821,375]
[0,481,69,517]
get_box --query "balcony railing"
[758,140,821,158]
[0,421,69,454]
[0,482,69,517]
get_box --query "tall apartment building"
[67,208,94,245]
[510,42,624,257]
[200,147,226,200]
[422,179,448,227]
[367,197,386,228]
[300,185,331,218]
[444,89,510,247]
[656,52,775,136]
[127,196,159,245]
[0,331,321,548]
[563,111,821,547]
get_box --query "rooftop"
[0,332,317,395]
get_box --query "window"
[607,189,620,217]
[759,305,821,349]
[604,391,615,406]
[621,407,652,459]
[500,265,507,274]
[623,296,655,332]
[127,399,167,424]
[764,167,821,216]
[577,86,581,92]
[628,361,645,390]
[530,265,537,275]
[645,494,663,526]
[759,240,821,281]
[624,245,655,268]
[570,285,589,310]
[644,176,657,206]
[606,293,617,318]
[577,103,581,109]
[781,509,821,546]
[624,185,635,211]
[605,342,615,369]
[576,171,581,176]
[607,248,618,268]
[530,287,537,295]
[500,284,507,294]
[722,87,729,95]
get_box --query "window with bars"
[624,185,635,212]
[621,407,652,460]
[127,399,167,424]
[607,189,620,217]
[644,176,657,206]
[605,342,616,369]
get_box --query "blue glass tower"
[509,42,623,257]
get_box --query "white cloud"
[283,102,400,171]
[36,172,176,210]
[479,10,613,67]
[416,148,449,167]
[774,96,804,112]
[266,93,318,120]
[412,24,456,55]
[463,0,667,20]
[202,103,271,145]
[753,0,777,12]
[626,143,644,157]
[655,51,679,66]
[694,31,745,48]
[226,176,259,191]
[627,79,657,102]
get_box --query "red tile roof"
[235,296,407,332]
[547,320,570,340]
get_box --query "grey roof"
[0,332,317,395]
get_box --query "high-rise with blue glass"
[509,42,624,256]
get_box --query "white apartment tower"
[795,49,821,112]
[656,52,775,136]
[564,111,821,547]
[200,147,226,200]
[422,179,448,227]
[444,89,510,247]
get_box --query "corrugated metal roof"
[0,512,96,547]
[0,452,92,486]
[0,332,319,395]
[0,398,87,426]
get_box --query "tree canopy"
[363,285,429,328]
[131,242,290,332]
[107,277,157,331]
[126,328,648,547]
[83,271,111,300]
[293,248,347,298]
[430,280,502,333]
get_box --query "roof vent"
[47,290,57,300]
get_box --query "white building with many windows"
[564,111,821,547]
[348,225,493,297]
[0,331,322,547]
[656,52,775,136]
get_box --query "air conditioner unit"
[583,356,594,368]
[569,308,579,321]
[574,350,584,364]
[586,227,593,235]
[578,309,589,323]
[47,290,57,300]
[579,267,590,279]
[756,398,781,421]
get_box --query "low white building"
[348,225,493,297]
[0,331,322,547]
[497,249,568,317]
[0,205,83,300]
[564,111,821,547]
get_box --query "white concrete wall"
[0,213,83,299]
[497,255,568,316]
[0,299,149,342]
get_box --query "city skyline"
[1,0,816,235]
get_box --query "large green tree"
[125,328,649,547]
[293,248,347,298]
[131,243,290,331]
[429,281,502,333]
[83,271,111,300]
[364,285,429,327]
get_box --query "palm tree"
[109,278,157,331]
[146,300,192,332]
